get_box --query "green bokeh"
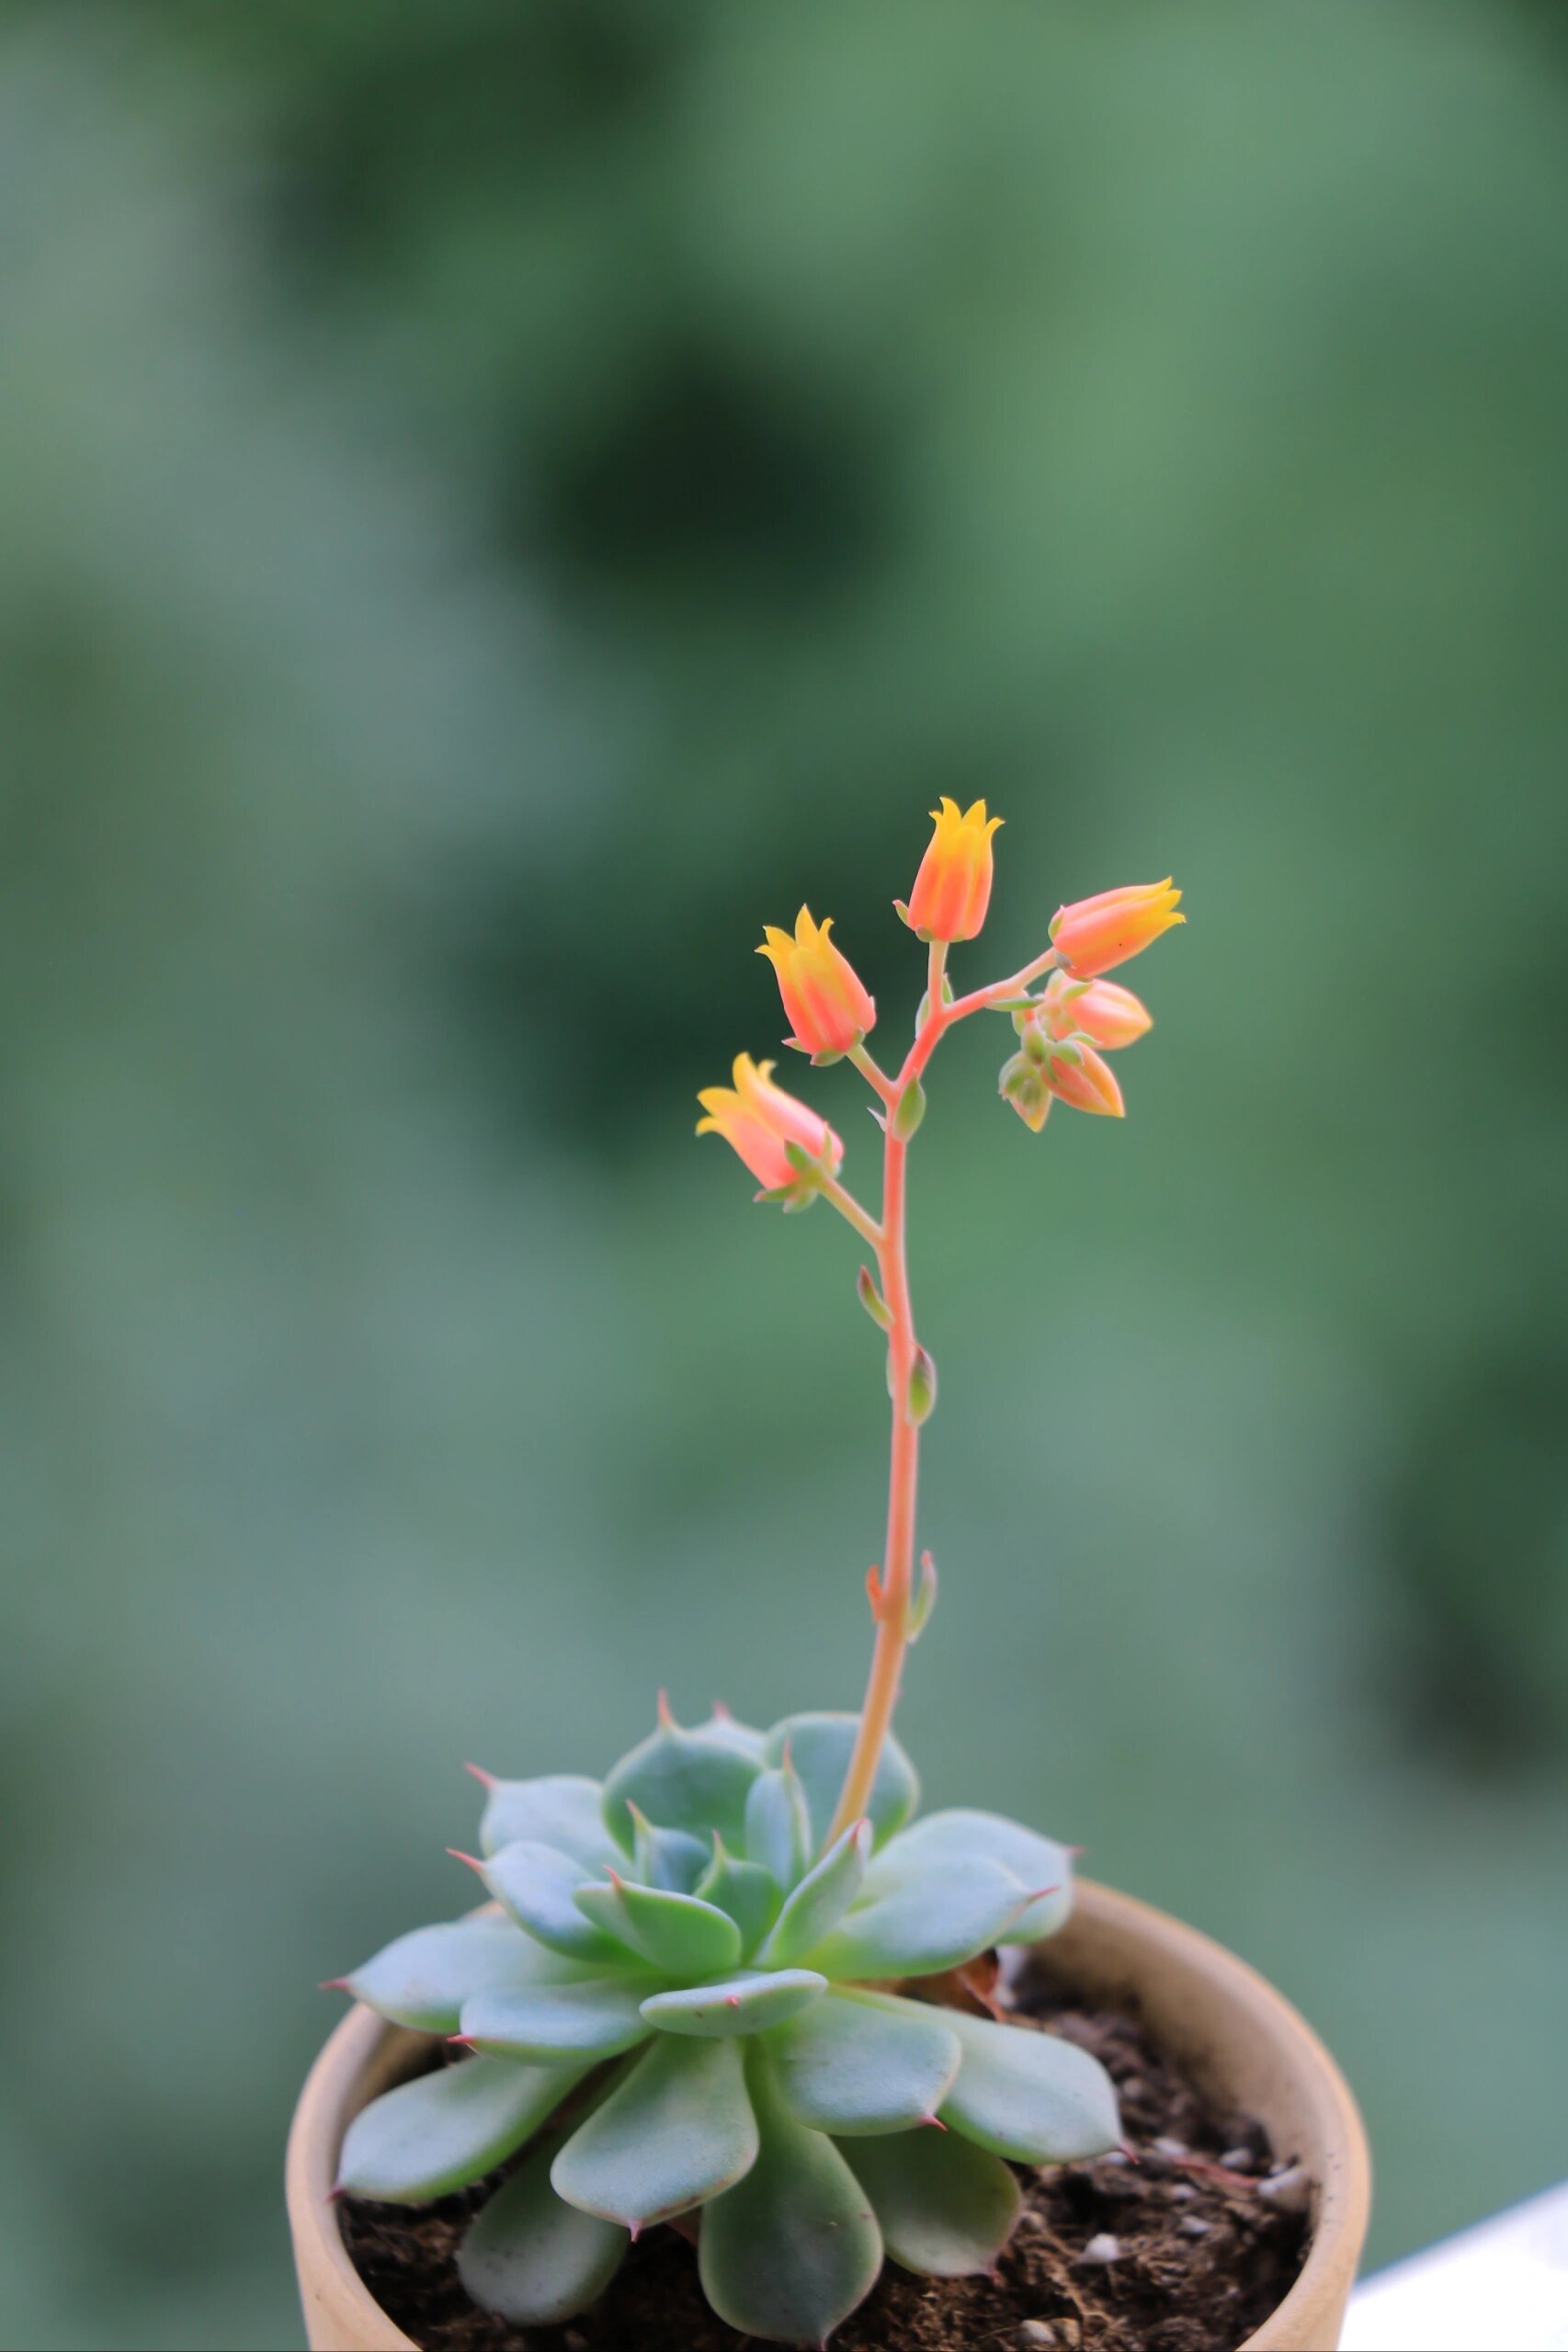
[3,5,1566,2344]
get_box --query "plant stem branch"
[847,1040,900,1107]
[823,937,1058,1847]
[824,1103,918,1846]
[816,1173,883,1252]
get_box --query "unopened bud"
[1044,969,1152,1050]
[1043,1034,1125,1117]
[997,1051,1050,1131]
[857,1265,892,1330]
[907,1345,937,1425]
[1007,1073,1051,1131]
[892,1078,927,1141]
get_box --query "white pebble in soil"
[1077,2232,1121,2265]
[1258,2164,1312,2211]
[1180,2214,1213,2237]
[1016,2324,1059,2348]
[1220,2145,1256,2170]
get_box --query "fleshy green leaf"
[460,1977,658,2062]
[628,1805,710,1894]
[696,1708,769,1757]
[478,1775,619,1869]
[551,2035,758,2230]
[336,2055,585,2202]
[695,1843,782,1957]
[483,1841,624,1964]
[574,1876,743,1978]
[870,1810,1072,1943]
[843,2123,1020,2276]
[458,2131,628,2324]
[601,1722,763,1852]
[804,1857,1031,1980]
[699,2050,881,2346]
[640,1969,825,2039]
[936,2007,1121,2163]
[766,1986,960,2136]
[757,1821,870,1970]
[744,1760,812,1890]
[763,1713,919,1852]
[340,1916,576,2033]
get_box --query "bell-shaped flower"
[757,907,876,1060]
[1049,878,1183,978]
[1041,1035,1125,1118]
[697,1054,844,1194]
[899,798,1003,943]
[1042,970,1152,1050]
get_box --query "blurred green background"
[4,3,1567,2345]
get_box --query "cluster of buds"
[998,969,1155,1131]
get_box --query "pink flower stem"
[823,938,1060,1846]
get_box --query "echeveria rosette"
[331,1710,1119,2346]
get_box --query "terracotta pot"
[286,1878,1370,2352]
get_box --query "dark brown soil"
[341,1958,1308,2352]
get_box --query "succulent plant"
[334,1707,1118,2342]
[327,805,1182,2343]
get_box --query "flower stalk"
[700,809,1183,1852]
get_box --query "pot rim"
[286,1875,1369,2352]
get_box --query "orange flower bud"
[1043,971,1153,1050]
[1041,1036,1125,1117]
[696,1053,845,1193]
[1050,879,1183,979]
[757,907,876,1060]
[900,798,1003,943]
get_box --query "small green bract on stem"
[330,807,1183,2345]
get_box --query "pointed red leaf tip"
[1119,2142,1142,2165]
[919,2114,949,2131]
[710,1830,728,1860]
[710,1698,733,1721]
[447,1848,486,1877]
[725,1994,742,2009]
[463,1761,496,1790]
[326,2185,347,2206]
[319,1977,351,1994]
[656,1688,676,1731]
[1066,1844,1087,1861]
[628,2221,642,2245]
[448,2033,474,2047]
